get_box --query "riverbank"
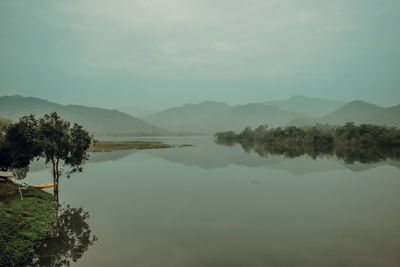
[88,141,173,152]
[0,181,57,266]
[88,141,192,152]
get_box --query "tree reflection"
[215,139,400,164]
[25,204,98,267]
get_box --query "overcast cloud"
[0,0,399,111]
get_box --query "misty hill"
[285,116,319,127]
[143,101,231,133]
[144,101,231,132]
[144,102,300,133]
[263,95,346,117]
[320,100,386,125]
[287,101,400,127]
[0,95,164,135]
[368,105,400,126]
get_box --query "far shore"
[88,141,193,152]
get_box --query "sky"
[0,0,399,114]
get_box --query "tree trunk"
[52,158,59,202]
[54,178,59,202]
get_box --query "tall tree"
[37,113,93,201]
[2,115,40,170]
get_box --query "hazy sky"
[0,0,399,112]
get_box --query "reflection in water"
[216,139,400,164]
[22,137,400,266]
[25,204,97,267]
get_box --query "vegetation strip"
[0,181,57,266]
[216,123,400,147]
[88,141,192,152]
[215,123,400,163]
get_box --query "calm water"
[26,137,400,267]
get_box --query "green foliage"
[215,123,400,164]
[0,183,57,266]
[238,127,256,140]
[0,116,12,137]
[35,113,94,201]
[215,131,237,140]
[0,138,12,170]
[2,115,41,169]
[37,113,93,179]
[88,140,173,152]
[216,123,400,147]
[0,112,94,201]
[0,182,97,266]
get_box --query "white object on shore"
[0,171,14,178]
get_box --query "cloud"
[0,0,399,107]
[210,42,235,52]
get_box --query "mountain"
[0,95,164,135]
[215,103,301,130]
[320,100,386,125]
[118,105,160,118]
[286,101,400,127]
[143,101,300,133]
[263,95,347,117]
[367,105,400,126]
[285,116,319,127]
[143,101,231,133]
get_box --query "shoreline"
[0,181,57,266]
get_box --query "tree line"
[216,137,400,164]
[0,113,94,201]
[215,123,400,147]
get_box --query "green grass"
[88,141,174,152]
[0,181,57,266]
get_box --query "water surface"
[26,137,400,267]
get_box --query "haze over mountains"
[144,101,301,133]
[144,97,400,133]
[1,95,399,136]
[263,95,346,117]
[0,95,164,136]
[289,101,400,127]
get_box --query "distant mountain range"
[288,100,400,127]
[1,95,399,135]
[144,96,400,132]
[0,95,164,136]
[263,95,346,117]
[143,101,301,133]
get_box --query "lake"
[25,137,400,267]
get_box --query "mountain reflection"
[25,204,97,267]
[215,139,400,164]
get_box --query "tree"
[239,127,255,140]
[0,138,12,171]
[0,116,12,138]
[254,125,268,141]
[37,113,93,201]
[2,115,40,170]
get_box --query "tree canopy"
[0,112,94,201]
[216,123,400,147]
[37,113,93,201]
[215,123,400,164]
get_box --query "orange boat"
[31,183,54,189]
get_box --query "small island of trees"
[215,123,400,163]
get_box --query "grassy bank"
[88,141,175,152]
[0,181,57,266]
